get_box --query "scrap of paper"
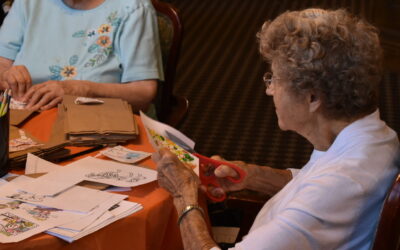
[74,97,104,105]
[9,130,43,152]
[9,98,27,110]
[100,146,151,164]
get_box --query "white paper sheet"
[140,110,195,149]
[17,167,83,196]
[0,201,83,243]
[0,178,8,187]
[17,157,157,196]
[9,175,34,184]
[68,157,157,187]
[57,193,127,232]
[0,182,114,213]
[25,153,62,174]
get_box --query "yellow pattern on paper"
[148,129,197,169]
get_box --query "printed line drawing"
[85,169,146,183]
[24,207,62,221]
[7,191,45,203]
[0,201,22,210]
[0,212,38,236]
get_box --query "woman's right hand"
[203,156,252,198]
[1,65,32,100]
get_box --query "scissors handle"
[193,153,246,202]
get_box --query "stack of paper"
[0,155,157,243]
[59,96,138,146]
[47,200,142,243]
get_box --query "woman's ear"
[308,92,321,113]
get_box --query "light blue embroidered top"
[0,0,164,84]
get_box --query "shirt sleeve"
[231,173,366,250]
[288,168,300,177]
[115,3,164,82]
[0,0,25,60]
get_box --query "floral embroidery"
[60,66,78,79]
[70,11,122,68]
[98,24,112,34]
[96,36,112,48]
[87,29,96,37]
[49,55,79,81]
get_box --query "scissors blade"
[165,131,194,152]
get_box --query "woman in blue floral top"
[0,0,164,112]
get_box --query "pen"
[53,144,105,163]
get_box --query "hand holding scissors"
[165,132,246,202]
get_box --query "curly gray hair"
[258,8,382,119]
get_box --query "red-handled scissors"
[165,132,246,202]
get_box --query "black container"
[0,107,9,177]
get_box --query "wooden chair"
[372,172,400,250]
[151,0,189,127]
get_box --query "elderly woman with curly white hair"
[154,8,399,250]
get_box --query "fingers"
[24,81,64,110]
[2,66,32,99]
[21,84,36,103]
[152,148,173,162]
[24,85,46,110]
[15,66,31,97]
[214,164,239,179]
[0,81,7,90]
[211,155,225,161]
[151,151,162,162]
[39,96,62,111]
[199,184,225,200]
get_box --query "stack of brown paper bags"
[9,126,70,169]
[58,96,138,146]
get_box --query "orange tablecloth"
[1,108,184,250]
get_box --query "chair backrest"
[151,0,188,127]
[372,169,400,250]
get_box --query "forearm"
[0,57,13,86]
[245,165,292,196]
[62,79,157,112]
[174,198,219,250]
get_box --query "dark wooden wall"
[371,0,400,71]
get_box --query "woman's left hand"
[22,80,65,111]
[153,148,199,207]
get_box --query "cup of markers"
[0,89,11,177]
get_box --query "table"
[1,108,202,250]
